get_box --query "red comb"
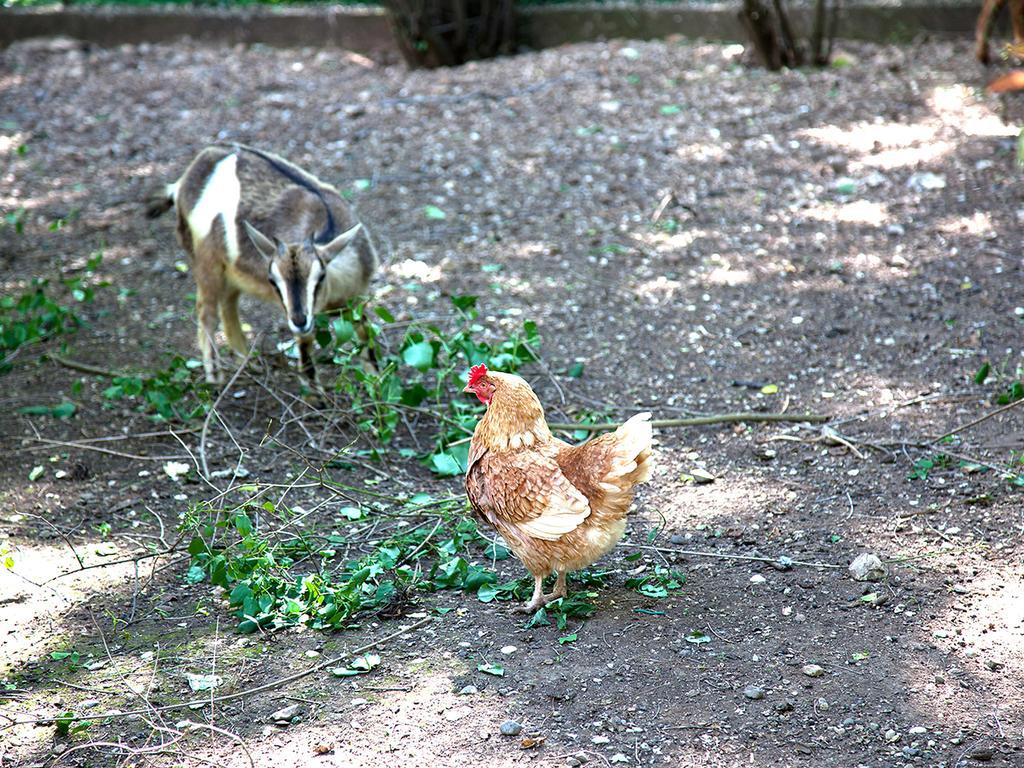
[467,364,488,387]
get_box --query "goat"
[147,143,378,386]
[976,0,1024,65]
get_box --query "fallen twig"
[929,396,1024,445]
[621,542,842,570]
[47,352,121,378]
[547,412,830,433]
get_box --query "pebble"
[80,699,100,709]
[885,728,900,743]
[269,704,301,724]
[499,720,522,736]
[750,574,767,584]
[458,685,478,695]
[802,664,825,678]
[774,700,795,713]
[815,698,829,711]
[499,645,517,655]
[849,553,886,582]
[743,685,764,700]
[909,726,927,735]
[907,171,946,191]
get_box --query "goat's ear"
[243,221,280,261]
[318,223,362,262]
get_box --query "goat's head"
[243,221,362,337]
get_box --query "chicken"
[463,364,655,612]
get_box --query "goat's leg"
[193,252,225,384]
[297,335,320,387]
[219,289,248,358]
[195,289,222,384]
[1011,0,1024,50]
[977,0,1008,65]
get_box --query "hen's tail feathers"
[594,412,655,515]
[144,182,178,219]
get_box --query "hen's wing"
[466,449,591,541]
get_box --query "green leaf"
[234,513,253,537]
[476,662,504,677]
[660,104,682,116]
[477,583,500,603]
[185,565,206,584]
[331,317,355,343]
[28,465,44,482]
[451,295,478,312]
[430,451,464,477]
[423,205,447,221]
[402,341,435,371]
[760,384,779,395]
[685,630,711,645]
[974,362,990,385]
[558,633,578,645]
[567,362,584,378]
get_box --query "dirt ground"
[2,32,1024,768]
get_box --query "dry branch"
[547,412,829,433]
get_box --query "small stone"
[984,659,1004,672]
[459,685,478,695]
[592,735,610,744]
[610,755,629,765]
[968,746,994,761]
[802,664,825,678]
[774,700,795,713]
[500,720,522,737]
[909,726,927,735]
[500,645,517,655]
[750,574,767,584]
[902,746,921,758]
[842,717,855,727]
[269,704,301,724]
[743,685,765,700]
[885,728,900,743]
[849,553,886,582]
[80,699,100,709]
[887,223,906,237]
[907,171,946,191]
[934,674,945,685]
[815,697,829,711]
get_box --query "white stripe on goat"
[187,153,241,263]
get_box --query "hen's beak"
[462,384,474,394]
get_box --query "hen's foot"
[515,587,568,614]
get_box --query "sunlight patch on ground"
[0,540,158,674]
[802,199,890,226]
[928,84,1019,138]
[0,131,27,158]
[640,228,706,254]
[387,258,443,284]
[936,210,998,239]
[675,141,728,163]
[899,561,1024,740]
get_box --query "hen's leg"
[542,571,568,603]
[516,575,546,613]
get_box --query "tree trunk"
[382,0,516,69]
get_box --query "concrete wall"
[0,3,991,54]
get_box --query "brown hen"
[463,365,655,612]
